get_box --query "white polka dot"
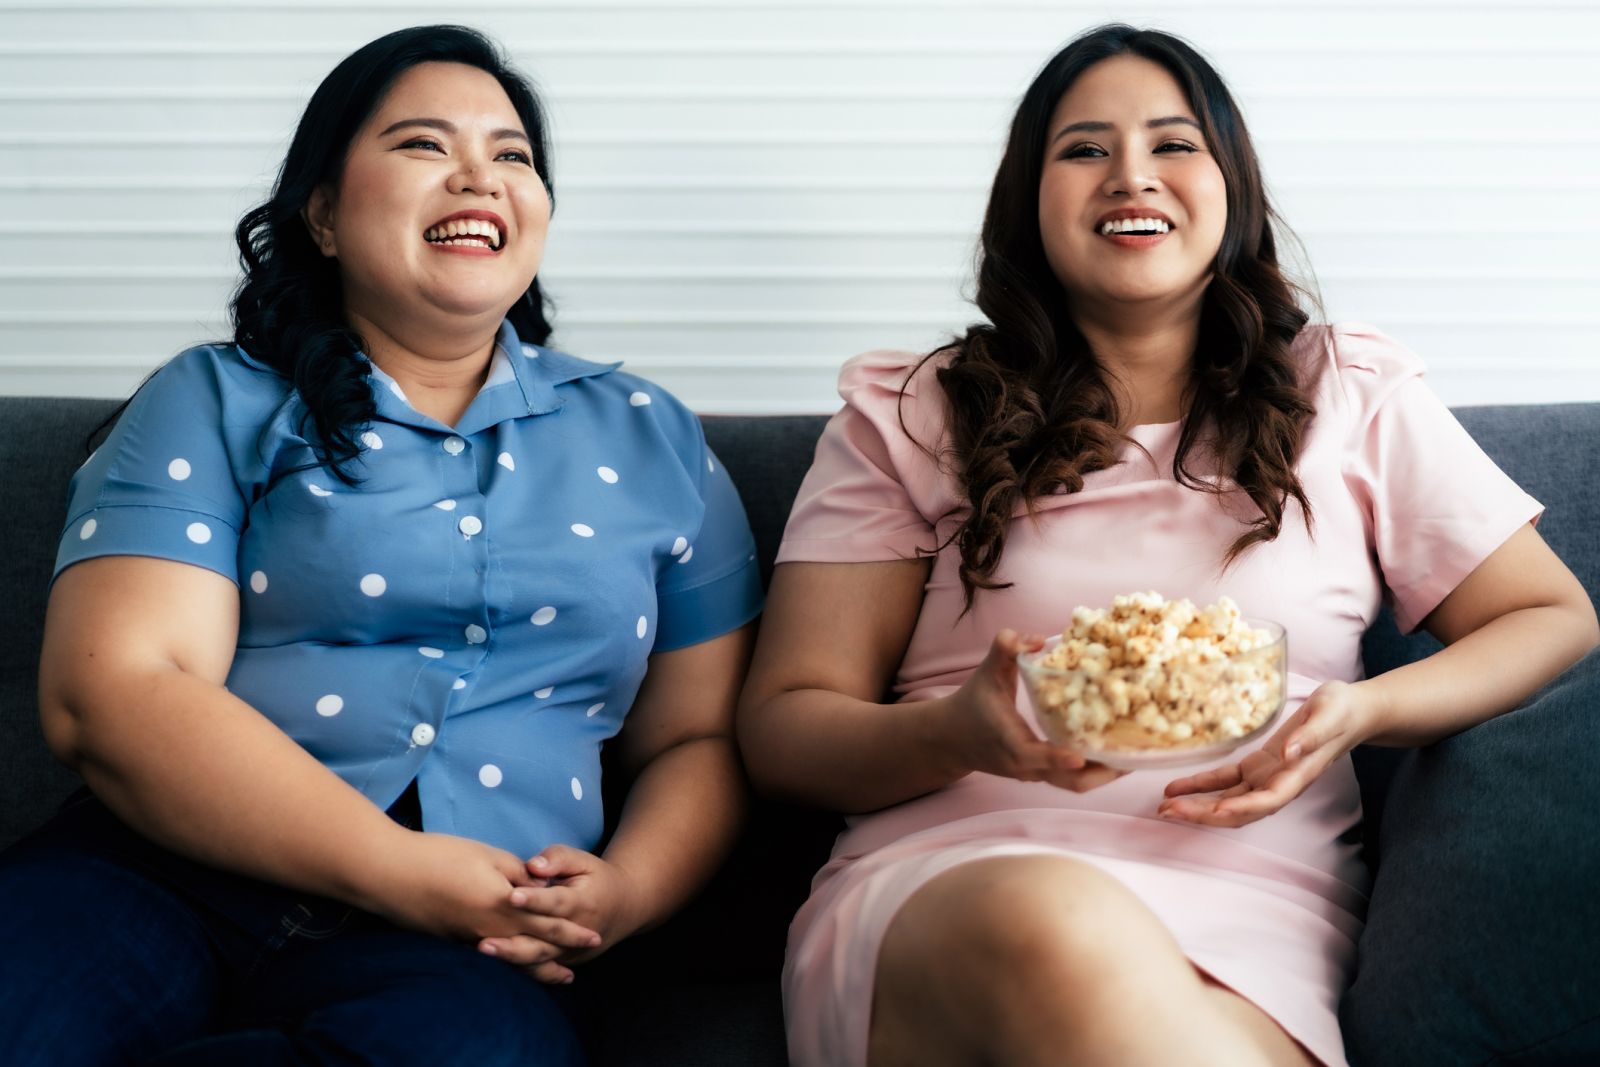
[443,437,466,456]
[586,702,605,718]
[387,380,408,402]
[186,522,212,544]
[458,516,483,538]
[316,694,343,716]
[670,536,688,556]
[570,777,584,800]
[628,391,651,407]
[707,456,715,472]
[418,646,444,659]
[308,484,332,498]
[433,499,456,511]
[249,571,268,594]
[78,518,97,540]
[597,466,618,484]
[465,624,487,645]
[570,523,595,538]
[636,616,648,639]
[452,678,467,690]
[530,606,557,626]
[360,431,383,450]
[497,452,516,471]
[360,573,386,597]
[534,686,554,699]
[479,764,503,788]
[167,458,191,481]
[523,347,540,359]
[677,545,694,564]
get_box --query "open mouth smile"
[423,211,505,255]
[1095,209,1175,247]
[1099,217,1171,236]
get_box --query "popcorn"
[1025,593,1283,751]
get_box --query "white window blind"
[2,0,1596,411]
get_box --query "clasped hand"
[369,831,638,985]
[480,844,642,985]
[1158,680,1380,827]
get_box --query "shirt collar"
[367,319,621,436]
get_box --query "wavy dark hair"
[232,24,555,480]
[922,24,1318,609]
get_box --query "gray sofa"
[3,396,1597,1066]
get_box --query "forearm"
[1358,602,1599,747]
[52,664,406,909]
[741,688,967,814]
[600,735,746,933]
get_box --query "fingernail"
[510,890,527,906]
[480,942,498,956]
[531,855,550,869]
[587,934,602,947]
[561,974,575,985]
[1286,743,1303,760]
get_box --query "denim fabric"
[0,789,583,1066]
[1341,648,1600,1066]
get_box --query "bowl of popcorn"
[1016,593,1286,770]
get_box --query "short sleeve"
[653,438,763,654]
[54,346,277,585]
[776,350,943,564]
[1335,326,1544,633]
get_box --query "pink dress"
[774,324,1543,1067]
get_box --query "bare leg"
[867,854,1316,1067]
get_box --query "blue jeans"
[0,788,584,1066]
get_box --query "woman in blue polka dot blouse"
[0,26,762,1066]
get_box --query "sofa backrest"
[4,398,1598,853]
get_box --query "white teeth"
[424,219,503,249]
[1099,217,1171,236]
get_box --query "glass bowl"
[1016,619,1287,771]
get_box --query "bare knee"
[869,855,1185,1065]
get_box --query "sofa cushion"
[1340,648,1600,1065]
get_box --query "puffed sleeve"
[1335,325,1544,633]
[776,350,946,563]
[652,417,764,653]
[54,346,280,585]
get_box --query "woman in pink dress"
[737,24,1598,1067]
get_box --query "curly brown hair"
[914,24,1320,609]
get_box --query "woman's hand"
[935,629,1126,793]
[479,844,643,984]
[1158,680,1382,828]
[360,830,602,956]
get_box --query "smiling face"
[1038,54,1227,315]
[304,61,551,335]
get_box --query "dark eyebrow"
[378,117,529,143]
[1050,115,1201,144]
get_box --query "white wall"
[2,0,1597,411]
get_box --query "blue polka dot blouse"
[54,321,764,859]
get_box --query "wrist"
[603,858,654,938]
[918,694,969,782]
[1347,678,1391,746]
[338,818,416,916]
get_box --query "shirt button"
[458,515,483,537]
[411,723,436,746]
[443,437,466,455]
